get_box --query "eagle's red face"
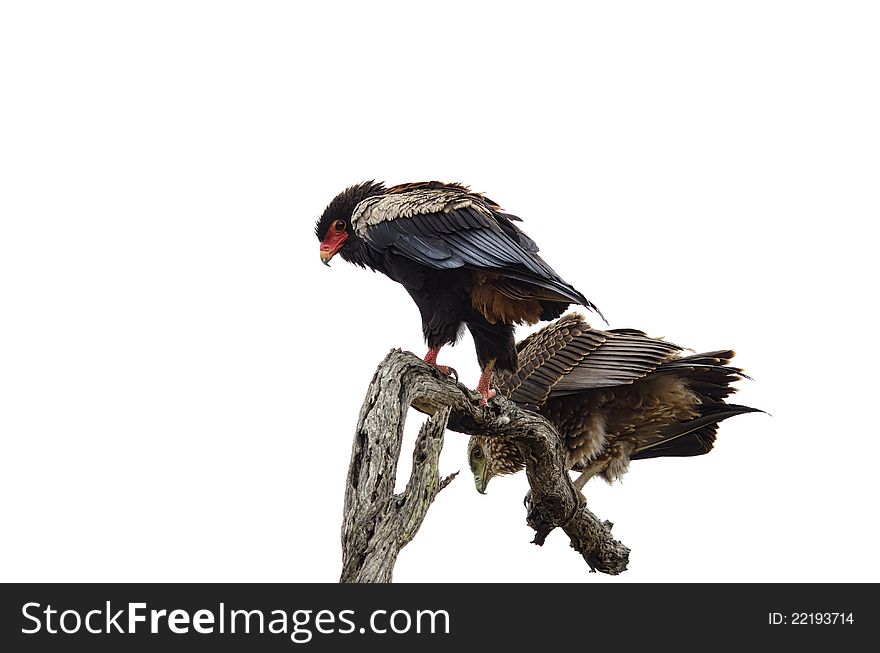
[319,219,349,265]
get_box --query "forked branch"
[339,350,630,582]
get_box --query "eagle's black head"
[316,181,385,268]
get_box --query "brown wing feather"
[497,313,681,408]
[496,313,602,407]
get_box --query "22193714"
[768,613,854,625]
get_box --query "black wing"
[352,185,596,311]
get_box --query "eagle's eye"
[471,447,483,460]
[332,220,346,232]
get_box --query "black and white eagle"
[315,181,601,403]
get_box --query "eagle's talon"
[427,362,457,381]
[424,347,458,381]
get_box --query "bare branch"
[339,349,630,582]
[339,358,455,582]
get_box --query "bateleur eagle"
[468,312,760,493]
[316,181,601,403]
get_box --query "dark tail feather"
[633,423,721,459]
[631,403,763,460]
[656,350,749,402]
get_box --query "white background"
[1,1,877,583]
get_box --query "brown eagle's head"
[467,434,526,494]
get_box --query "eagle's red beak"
[320,230,348,266]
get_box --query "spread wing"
[351,184,597,311]
[491,313,760,482]
[499,318,759,474]
[497,313,682,408]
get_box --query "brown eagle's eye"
[332,220,346,232]
[471,447,482,460]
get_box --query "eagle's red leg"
[424,346,454,377]
[476,361,497,406]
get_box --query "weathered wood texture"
[339,350,630,582]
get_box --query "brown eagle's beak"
[475,472,489,495]
[320,248,334,266]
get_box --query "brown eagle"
[468,313,760,492]
[316,181,601,403]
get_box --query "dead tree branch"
[339,349,630,582]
